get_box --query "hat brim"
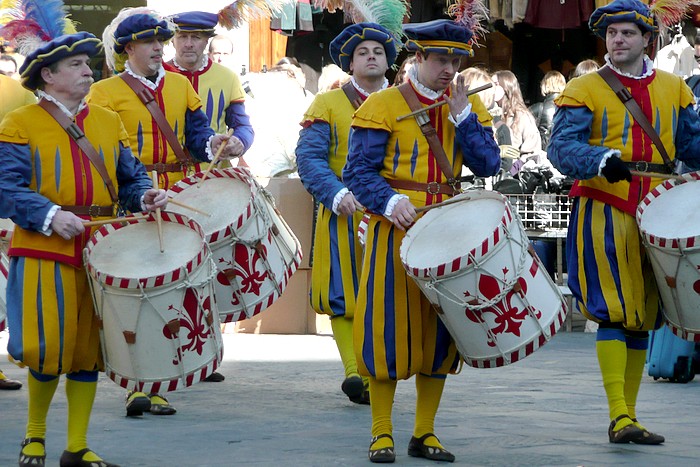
[330,24,397,73]
[405,40,473,57]
[589,11,658,39]
[114,26,175,53]
[20,35,103,91]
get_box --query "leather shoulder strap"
[341,81,363,110]
[597,66,674,171]
[119,72,193,166]
[39,99,119,203]
[397,82,456,184]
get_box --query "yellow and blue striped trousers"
[309,205,363,318]
[566,197,662,331]
[6,257,102,375]
[354,214,460,381]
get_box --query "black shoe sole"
[126,398,151,417]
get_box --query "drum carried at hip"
[83,212,223,393]
[166,167,302,323]
[400,190,567,368]
[637,172,700,342]
[0,217,14,332]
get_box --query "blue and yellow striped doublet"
[567,197,661,331]
[7,257,101,375]
[355,214,460,381]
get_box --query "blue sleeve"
[296,122,345,208]
[185,107,216,162]
[116,143,153,213]
[548,106,609,180]
[0,143,54,231]
[674,105,700,170]
[455,112,501,176]
[224,101,254,153]
[343,127,395,214]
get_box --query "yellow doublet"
[87,72,202,188]
[0,75,35,119]
[194,61,246,133]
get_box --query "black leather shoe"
[630,419,665,445]
[125,391,150,417]
[148,393,176,415]
[408,433,455,463]
[608,415,644,443]
[0,376,22,390]
[19,438,45,467]
[341,375,364,402]
[368,434,395,463]
[204,371,225,382]
[59,449,120,467]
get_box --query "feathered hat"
[588,0,696,40]
[323,0,409,72]
[102,7,175,73]
[170,1,284,34]
[403,0,489,57]
[0,0,102,91]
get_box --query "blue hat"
[589,0,658,40]
[403,19,474,57]
[171,11,218,35]
[113,13,174,53]
[19,32,102,91]
[329,22,397,73]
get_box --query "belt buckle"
[88,204,102,217]
[184,163,195,177]
[635,161,649,172]
[153,162,166,174]
[426,182,441,195]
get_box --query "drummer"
[0,26,167,467]
[342,19,500,463]
[548,0,700,445]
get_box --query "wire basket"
[500,192,573,232]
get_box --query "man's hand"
[337,191,363,216]
[143,188,168,212]
[389,198,416,231]
[51,210,85,240]
[601,156,632,183]
[444,74,470,119]
[212,134,244,159]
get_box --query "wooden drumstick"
[83,214,148,228]
[152,171,164,253]
[396,83,493,122]
[198,128,235,187]
[630,170,685,181]
[415,195,472,214]
[167,198,212,217]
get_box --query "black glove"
[601,156,632,183]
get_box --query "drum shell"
[84,213,223,393]
[0,218,14,331]
[167,168,302,323]
[637,174,700,342]
[400,191,567,368]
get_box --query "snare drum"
[167,168,302,323]
[83,212,223,393]
[637,172,700,342]
[400,191,567,368]
[0,218,14,332]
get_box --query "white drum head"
[640,181,700,239]
[88,221,203,279]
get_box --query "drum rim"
[84,211,207,289]
[167,167,256,243]
[636,172,700,250]
[400,190,516,280]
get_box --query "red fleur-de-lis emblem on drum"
[216,243,269,305]
[164,288,213,365]
[464,271,542,347]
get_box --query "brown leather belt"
[144,162,187,173]
[623,161,672,174]
[62,204,115,217]
[386,179,461,195]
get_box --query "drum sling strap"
[119,72,195,174]
[597,66,675,174]
[39,99,118,217]
[396,83,461,195]
[341,81,363,110]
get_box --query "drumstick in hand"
[152,171,165,253]
[198,128,234,187]
[630,170,684,181]
[167,198,212,217]
[83,214,148,228]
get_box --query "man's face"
[41,53,94,100]
[605,22,650,69]
[126,37,165,75]
[0,59,16,76]
[209,37,233,64]
[416,52,462,92]
[349,40,388,80]
[173,31,209,69]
